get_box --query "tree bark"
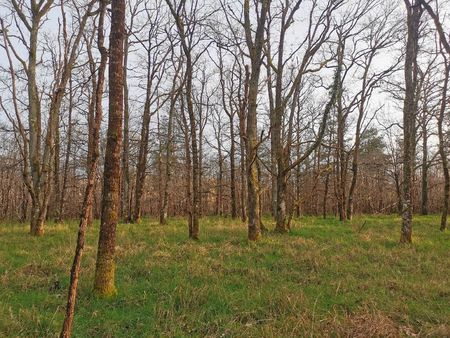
[400,0,421,243]
[94,0,125,296]
[122,33,131,223]
[243,0,270,241]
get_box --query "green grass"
[0,215,449,337]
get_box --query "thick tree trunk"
[275,167,288,232]
[243,0,269,241]
[246,72,262,241]
[94,0,125,297]
[30,203,45,236]
[400,0,421,244]
[273,100,289,232]
[246,71,262,240]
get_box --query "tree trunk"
[179,96,193,235]
[94,0,125,297]
[336,45,347,222]
[28,20,45,236]
[246,74,262,241]
[198,119,204,218]
[132,37,154,224]
[57,76,74,223]
[421,114,428,216]
[323,154,331,219]
[347,53,374,221]
[229,116,237,219]
[238,66,250,223]
[243,0,269,241]
[159,97,176,225]
[438,61,449,230]
[186,71,200,239]
[30,203,45,236]
[86,33,98,227]
[400,0,421,243]
[275,166,288,232]
[215,135,223,216]
[122,34,131,223]
[394,170,402,214]
[53,111,61,221]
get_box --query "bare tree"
[165,0,210,239]
[3,0,94,235]
[133,1,169,223]
[346,5,401,220]
[160,56,183,225]
[418,0,450,230]
[60,0,108,335]
[265,0,343,231]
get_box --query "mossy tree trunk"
[94,0,125,297]
[243,0,270,241]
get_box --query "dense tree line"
[1,0,449,229]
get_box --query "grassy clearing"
[0,215,449,337]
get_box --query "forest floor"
[0,215,449,337]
